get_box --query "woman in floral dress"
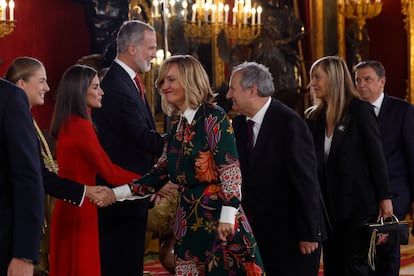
[133,55,265,275]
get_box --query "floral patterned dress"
[137,104,265,275]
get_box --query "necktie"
[180,116,189,134]
[247,119,255,154]
[134,74,145,102]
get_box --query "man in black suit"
[355,60,414,276]
[0,78,44,276]
[92,20,167,276]
[226,61,325,275]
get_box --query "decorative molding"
[401,0,414,103]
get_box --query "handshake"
[87,180,179,208]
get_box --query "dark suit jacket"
[43,167,84,206]
[306,99,391,223]
[233,98,325,274]
[92,62,165,174]
[0,79,45,273]
[377,94,414,219]
[91,61,165,275]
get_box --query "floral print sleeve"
[171,104,266,275]
[199,109,242,206]
[169,104,242,209]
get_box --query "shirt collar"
[247,97,271,125]
[177,106,198,131]
[115,58,136,80]
[372,92,384,109]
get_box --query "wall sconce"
[0,0,15,38]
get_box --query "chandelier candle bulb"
[204,4,208,22]
[251,7,256,25]
[218,3,223,22]
[8,0,13,21]
[182,1,187,20]
[243,6,248,24]
[257,6,262,25]
[232,6,237,25]
[211,4,216,23]
[191,4,196,22]
[153,0,159,17]
[170,0,175,16]
[224,4,229,24]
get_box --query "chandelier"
[183,0,262,44]
[0,0,15,38]
[181,0,262,87]
[338,0,382,41]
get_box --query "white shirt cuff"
[79,186,86,206]
[219,206,237,224]
[113,185,133,201]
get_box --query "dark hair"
[50,64,98,139]
[354,60,386,78]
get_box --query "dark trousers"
[323,220,371,276]
[98,199,149,276]
[262,244,321,276]
[368,242,400,276]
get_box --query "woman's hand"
[217,222,234,242]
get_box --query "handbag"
[366,214,409,270]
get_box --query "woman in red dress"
[48,64,141,276]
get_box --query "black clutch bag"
[366,215,409,271]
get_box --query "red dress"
[49,115,140,276]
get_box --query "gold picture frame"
[401,0,414,103]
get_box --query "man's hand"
[8,258,33,276]
[149,181,179,206]
[157,181,179,198]
[86,186,116,207]
[298,241,319,255]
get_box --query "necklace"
[33,119,58,174]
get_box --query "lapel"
[377,94,391,124]
[112,63,156,129]
[326,102,353,163]
[313,114,327,166]
[249,101,273,163]
[246,99,276,174]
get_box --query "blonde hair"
[5,56,44,84]
[155,55,216,116]
[306,56,359,126]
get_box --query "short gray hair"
[231,61,275,97]
[116,20,155,53]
